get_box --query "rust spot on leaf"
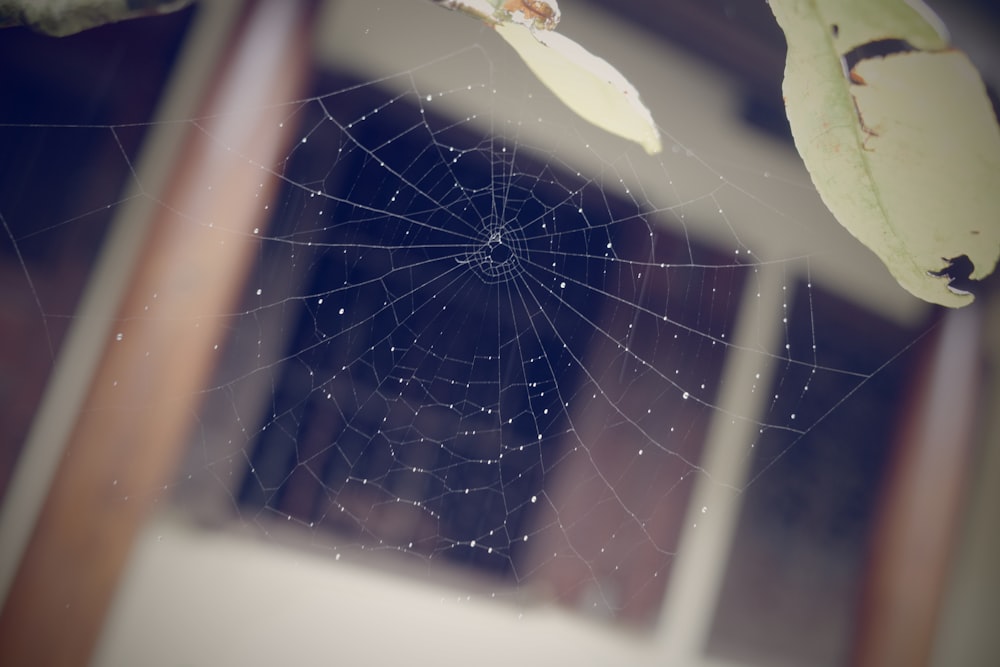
[503,0,559,29]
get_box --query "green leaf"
[0,0,193,36]
[433,0,661,154]
[770,0,1000,307]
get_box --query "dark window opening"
[234,73,746,600]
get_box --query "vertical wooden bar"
[0,1,312,664]
[656,263,789,662]
[853,304,983,667]
[930,284,1000,664]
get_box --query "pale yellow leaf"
[433,0,660,154]
[770,0,1000,307]
[493,21,661,154]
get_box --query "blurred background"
[1,1,998,665]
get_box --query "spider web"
[0,1,932,654]
[177,41,920,629]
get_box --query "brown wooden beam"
[853,303,984,667]
[0,1,313,664]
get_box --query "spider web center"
[463,218,527,284]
